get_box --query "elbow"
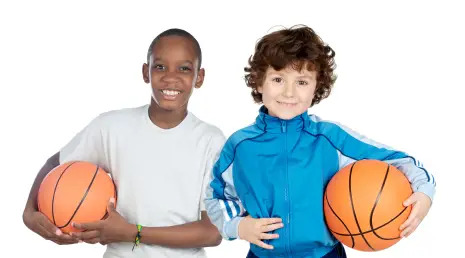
[204,227,222,247]
[211,233,222,246]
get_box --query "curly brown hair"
[244,25,337,106]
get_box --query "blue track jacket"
[205,106,435,257]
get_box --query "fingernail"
[78,240,83,243]
[55,229,62,236]
[110,197,115,204]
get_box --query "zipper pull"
[281,121,287,133]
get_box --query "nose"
[282,82,295,98]
[161,70,180,83]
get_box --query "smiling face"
[142,35,204,112]
[258,64,317,120]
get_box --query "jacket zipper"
[281,120,291,256]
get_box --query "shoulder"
[223,123,263,153]
[79,105,147,134]
[189,113,225,142]
[94,105,145,125]
[306,114,347,137]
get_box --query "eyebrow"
[153,58,194,66]
[296,75,314,79]
[268,71,314,79]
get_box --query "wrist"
[125,224,139,242]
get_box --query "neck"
[148,99,188,129]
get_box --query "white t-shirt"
[59,105,225,258]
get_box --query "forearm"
[128,213,221,248]
[23,152,59,214]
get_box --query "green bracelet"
[132,224,143,251]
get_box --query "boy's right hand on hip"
[238,216,283,250]
[23,210,79,245]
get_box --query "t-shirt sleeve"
[200,132,226,211]
[59,115,107,169]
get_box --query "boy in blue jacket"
[205,25,435,258]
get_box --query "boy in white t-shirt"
[22,28,224,257]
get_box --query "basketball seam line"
[51,162,78,227]
[369,165,402,241]
[325,192,355,248]
[349,162,375,251]
[57,165,100,229]
[330,206,409,237]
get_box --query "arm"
[204,146,246,240]
[322,120,435,237]
[138,211,221,247]
[204,141,282,249]
[73,207,220,247]
[23,114,106,244]
[330,122,436,201]
[22,152,79,244]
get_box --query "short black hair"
[146,28,202,68]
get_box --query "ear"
[142,63,150,83]
[194,68,205,89]
[257,85,263,94]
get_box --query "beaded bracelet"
[132,224,143,251]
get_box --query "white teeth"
[161,90,180,96]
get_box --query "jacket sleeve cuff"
[223,216,244,240]
[416,183,436,202]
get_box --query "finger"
[260,233,280,240]
[71,230,100,241]
[37,223,73,242]
[43,228,78,244]
[38,216,61,236]
[57,233,74,241]
[403,194,418,207]
[107,197,116,213]
[72,221,101,231]
[261,223,284,233]
[83,237,100,244]
[402,219,420,238]
[254,240,274,250]
[400,225,413,238]
[52,238,80,245]
[260,218,282,225]
[400,205,419,230]
[37,223,56,240]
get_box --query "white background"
[1,0,463,257]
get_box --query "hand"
[23,210,79,245]
[399,192,432,238]
[71,198,135,245]
[238,216,283,250]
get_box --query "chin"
[279,115,298,120]
[273,112,298,120]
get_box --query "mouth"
[160,89,181,100]
[277,101,297,107]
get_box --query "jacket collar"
[255,106,310,133]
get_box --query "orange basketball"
[37,161,116,233]
[324,159,412,251]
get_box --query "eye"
[272,77,283,83]
[179,66,192,72]
[297,80,308,86]
[153,64,165,71]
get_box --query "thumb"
[403,193,417,207]
[107,197,116,213]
